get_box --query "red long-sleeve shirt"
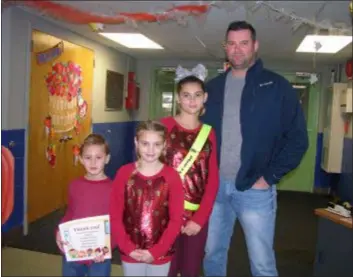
[110,163,184,265]
[160,116,219,228]
[56,177,113,264]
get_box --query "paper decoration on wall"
[36,41,64,65]
[72,144,80,166]
[44,116,52,137]
[45,61,86,134]
[46,144,56,168]
[41,56,88,167]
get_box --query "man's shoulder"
[206,71,227,89]
[260,67,291,87]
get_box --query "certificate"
[59,215,111,262]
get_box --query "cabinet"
[314,209,353,276]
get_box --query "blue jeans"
[203,180,278,276]
[62,257,111,276]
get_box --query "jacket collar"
[221,58,263,80]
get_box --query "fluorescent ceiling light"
[98,33,163,49]
[296,35,352,53]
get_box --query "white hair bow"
[174,64,208,83]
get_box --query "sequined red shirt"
[110,163,184,265]
[161,116,219,228]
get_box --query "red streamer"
[4,1,210,25]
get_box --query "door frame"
[23,22,33,235]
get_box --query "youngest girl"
[110,120,184,276]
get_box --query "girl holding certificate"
[110,120,184,276]
[160,64,219,277]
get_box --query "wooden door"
[27,30,94,223]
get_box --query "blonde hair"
[80,134,110,156]
[135,120,167,163]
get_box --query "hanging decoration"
[256,1,351,35]
[88,23,105,32]
[44,116,52,138]
[46,144,56,168]
[72,144,81,166]
[5,1,210,25]
[37,39,88,167]
[309,73,319,85]
[350,1,353,16]
[45,61,85,134]
[36,41,64,65]
[4,1,351,36]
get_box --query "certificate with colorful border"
[59,215,111,262]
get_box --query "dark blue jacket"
[202,59,308,191]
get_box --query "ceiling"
[17,1,353,65]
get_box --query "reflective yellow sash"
[177,124,212,211]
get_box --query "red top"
[110,163,184,265]
[160,116,219,228]
[57,177,113,265]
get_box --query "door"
[277,74,319,192]
[27,30,94,223]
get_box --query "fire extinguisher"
[125,72,139,109]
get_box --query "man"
[201,21,308,276]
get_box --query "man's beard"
[229,54,256,70]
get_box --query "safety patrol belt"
[176,124,211,211]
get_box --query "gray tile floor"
[2,191,329,276]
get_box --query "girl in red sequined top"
[110,121,184,276]
[160,65,219,277]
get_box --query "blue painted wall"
[314,133,341,190]
[338,138,353,203]
[92,121,139,179]
[1,121,139,232]
[1,129,25,233]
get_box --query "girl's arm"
[110,167,136,255]
[191,129,219,227]
[148,169,184,260]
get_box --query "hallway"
[2,190,329,276]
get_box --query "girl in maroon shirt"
[110,121,184,276]
[55,134,113,277]
[161,64,220,277]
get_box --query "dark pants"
[62,257,111,276]
[169,224,208,277]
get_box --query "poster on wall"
[59,215,112,262]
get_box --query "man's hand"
[182,220,201,236]
[252,176,270,190]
